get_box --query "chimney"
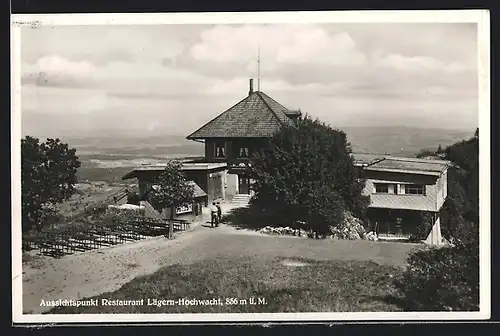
[249,78,254,95]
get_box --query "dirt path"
[22,224,236,314]
[21,203,243,314]
[21,203,418,314]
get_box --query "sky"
[20,22,479,137]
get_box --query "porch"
[366,207,443,245]
[366,208,426,239]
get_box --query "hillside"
[342,126,472,157]
[34,126,473,183]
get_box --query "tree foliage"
[440,129,479,243]
[396,129,480,311]
[147,161,194,237]
[248,116,369,234]
[395,240,479,311]
[21,136,81,232]
[415,148,436,158]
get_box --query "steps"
[231,194,251,207]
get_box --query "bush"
[329,211,366,240]
[394,241,479,311]
[408,212,433,242]
[306,184,347,235]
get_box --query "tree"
[415,148,436,158]
[248,115,369,234]
[21,136,81,232]
[147,160,194,238]
[396,129,480,311]
[439,129,479,244]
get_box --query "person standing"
[216,201,222,226]
[210,202,218,228]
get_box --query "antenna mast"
[257,46,261,91]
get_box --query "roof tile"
[186,91,294,139]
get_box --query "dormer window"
[239,147,249,158]
[215,142,225,158]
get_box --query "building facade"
[186,78,301,201]
[353,153,450,245]
[121,79,300,211]
[122,163,227,204]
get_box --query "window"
[374,183,398,194]
[405,184,425,195]
[239,147,250,158]
[215,142,225,158]
[375,183,389,193]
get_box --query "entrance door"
[238,175,250,194]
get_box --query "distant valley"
[26,126,474,183]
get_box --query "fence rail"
[23,216,190,258]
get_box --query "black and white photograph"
[11,10,490,323]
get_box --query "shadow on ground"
[222,205,285,231]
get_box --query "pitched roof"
[187,181,208,198]
[351,153,385,167]
[366,156,450,176]
[351,153,450,176]
[186,91,295,139]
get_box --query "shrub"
[408,212,433,242]
[329,211,366,240]
[394,241,479,311]
[306,184,347,235]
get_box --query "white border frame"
[11,9,491,324]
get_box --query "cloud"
[190,25,367,69]
[276,30,366,66]
[22,55,99,87]
[19,23,479,136]
[22,55,220,97]
[21,25,204,65]
[374,53,472,73]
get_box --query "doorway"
[238,175,250,194]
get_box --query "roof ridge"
[186,93,255,139]
[386,156,450,164]
[256,91,290,127]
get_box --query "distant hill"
[340,126,473,157]
[48,126,473,183]
[26,126,474,160]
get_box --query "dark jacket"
[216,204,222,216]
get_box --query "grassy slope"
[45,231,420,314]
[49,256,403,314]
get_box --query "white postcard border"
[11,9,491,323]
